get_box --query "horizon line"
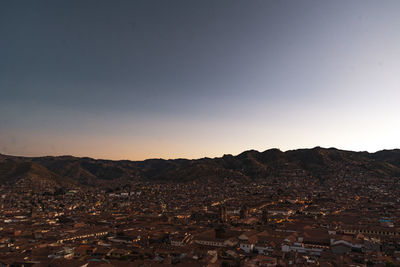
[1,146,399,162]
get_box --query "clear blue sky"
[1,0,400,160]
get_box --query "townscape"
[3,0,400,266]
[0,167,399,266]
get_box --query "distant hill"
[0,147,400,191]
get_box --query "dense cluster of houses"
[0,173,399,266]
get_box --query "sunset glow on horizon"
[1,0,400,160]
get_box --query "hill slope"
[0,147,399,190]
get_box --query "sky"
[1,0,400,160]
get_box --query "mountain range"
[1,147,400,191]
